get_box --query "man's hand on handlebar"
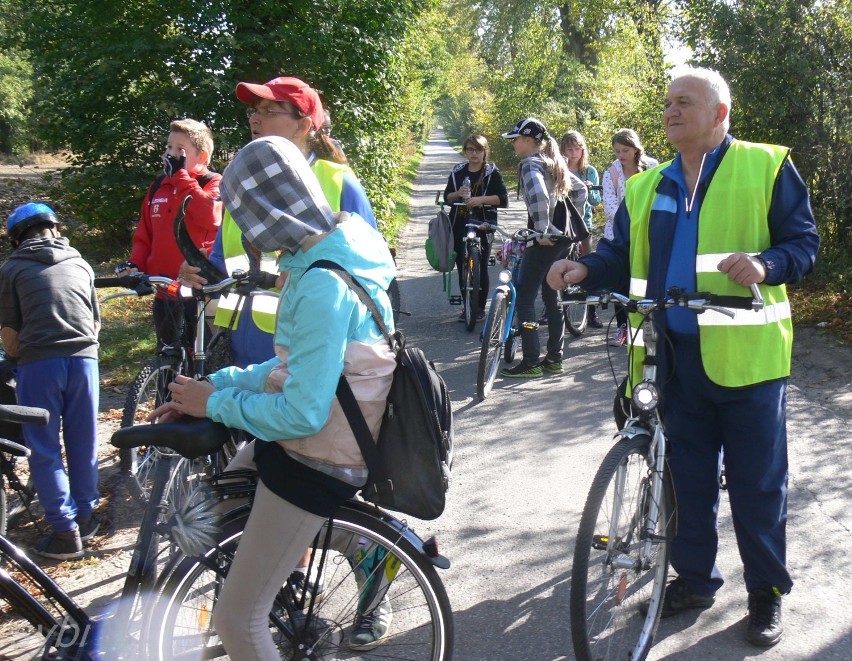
[547,259,589,290]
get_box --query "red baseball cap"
[235,76,325,130]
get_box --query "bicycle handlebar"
[95,270,276,302]
[582,287,765,316]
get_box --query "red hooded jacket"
[130,168,222,279]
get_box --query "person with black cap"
[0,203,101,560]
[149,136,397,657]
[499,117,583,378]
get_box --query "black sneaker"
[639,576,715,618]
[32,529,84,561]
[500,361,543,378]
[746,587,783,647]
[76,513,101,543]
[539,356,563,373]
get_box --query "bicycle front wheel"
[562,286,589,337]
[503,317,520,364]
[464,245,481,332]
[570,434,675,661]
[477,290,509,401]
[120,358,180,502]
[149,505,453,660]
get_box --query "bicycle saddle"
[111,417,231,460]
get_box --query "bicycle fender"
[339,500,451,570]
[614,421,652,442]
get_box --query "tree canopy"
[1,0,848,261]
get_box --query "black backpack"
[307,260,454,520]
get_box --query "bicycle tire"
[148,506,453,660]
[387,278,402,325]
[120,358,180,502]
[464,245,481,332]
[503,317,520,364]
[562,244,588,337]
[570,434,675,661]
[477,291,509,401]
[0,480,6,536]
[562,286,589,337]
[0,540,68,638]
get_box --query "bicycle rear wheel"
[570,434,675,661]
[464,245,481,332]
[387,278,402,325]
[477,291,509,401]
[149,505,453,660]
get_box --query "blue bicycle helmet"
[6,202,59,241]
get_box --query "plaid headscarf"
[220,136,336,254]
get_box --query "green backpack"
[425,208,456,273]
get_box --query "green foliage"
[10,0,440,245]
[676,0,851,255]
[0,50,32,155]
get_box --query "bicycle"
[434,193,496,331]
[569,285,764,661]
[560,239,589,337]
[0,406,453,659]
[476,228,575,401]
[94,271,271,510]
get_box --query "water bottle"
[461,176,471,201]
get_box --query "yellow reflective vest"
[213,159,351,333]
[624,140,793,388]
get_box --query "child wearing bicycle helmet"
[0,202,101,560]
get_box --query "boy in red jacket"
[120,119,222,348]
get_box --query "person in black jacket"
[443,134,509,322]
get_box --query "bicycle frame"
[0,433,178,659]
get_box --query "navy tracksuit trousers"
[661,333,793,597]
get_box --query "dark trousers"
[153,296,199,350]
[662,333,792,596]
[514,242,570,363]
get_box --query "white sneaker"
[349,595,393,650]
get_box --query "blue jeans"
[16,357,100,533]
[662,333,792,595]
[514,242,570,364]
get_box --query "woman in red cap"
[183,76,379,368]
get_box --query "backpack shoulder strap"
[306,259,396,350]
[146,174,167,207]
[306,259,393,495]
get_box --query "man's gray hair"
[670,66,732,131]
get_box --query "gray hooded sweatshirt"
[0,237,100,365]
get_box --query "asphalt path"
[393,129,852,660]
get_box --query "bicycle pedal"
[592,534,625,551]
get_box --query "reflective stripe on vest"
[212,211,280,332]
[624,140,792,388]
